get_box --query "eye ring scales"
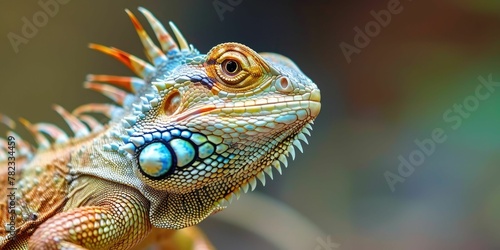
[204,42,275,92]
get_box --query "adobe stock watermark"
[6,0,71,54]
[213,0,243,21]
[385,74,500,192]
[315,235,341,250]
[339,0,412,64]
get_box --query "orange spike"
[19,118,51,149]
[0,114,15,129]
[89,43,155,79]
[0,138,8,157]
[72,103,118,118]
[7,131,34,158]
[84,82,128,105]
[0,138,6,149]
[52,105,90,138]
[78,115,104,132]
[125,9,166,65]
[86,74,145,93]
[143,48,154,65]
[33,123,69,144]
[0,146,6,161]
[138,7,179,52]
[169,22,189,51]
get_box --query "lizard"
[0,7,321,250]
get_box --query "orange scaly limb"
[131,227,215,250]
[28,178,151,249]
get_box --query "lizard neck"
[67,125,141,188]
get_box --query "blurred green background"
[2,0,500,249]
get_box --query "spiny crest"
[0,114,33,160]
[0,8,196,155]
[84,8,202,156]
[0,102,119,154]
[88,7,196,83]
[88,8,201,157]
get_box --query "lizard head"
[95,8,320,229]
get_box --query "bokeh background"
[2,0,500,249]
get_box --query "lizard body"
[0,7,321,249]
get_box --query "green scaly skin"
[0,8,320,249]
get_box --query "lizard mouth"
[175,100,320,124]
[305,100,321,118]
[175,89,321,123]
[211,88,321,118]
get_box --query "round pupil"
[225,60,238,73]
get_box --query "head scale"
[96,8,321,229]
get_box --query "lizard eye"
[205,43,274,91]
[222,59,240,75]
[215,53,249,86]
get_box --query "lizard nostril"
[163,90,181,116]
[275,76,293,93]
